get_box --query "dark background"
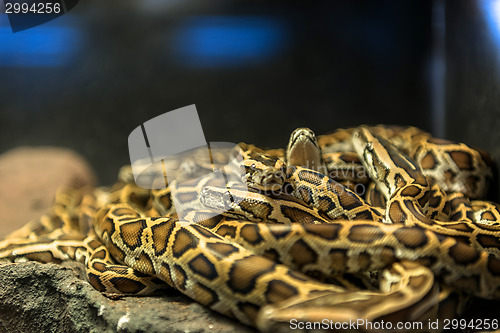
[0,0,435,185]
[446,1,500,201]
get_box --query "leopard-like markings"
[319,125,493,199]
[352,127,500,256]
[201,168,500,299]
[1,125,499,333]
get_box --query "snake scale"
[1,125,500,332]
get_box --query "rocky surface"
[0,146,96,239]
[0,146,251,333]
[0,262,254,333]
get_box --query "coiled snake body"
[1,125,499,332]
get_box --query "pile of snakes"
[1,125,500,332]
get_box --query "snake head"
[230,142,286,192]
[352,127,428,199]
[352,127,386,173]
[234,156,284,193]
[352,127,397,200]
[286,127,326,174]
[242,157,286,192]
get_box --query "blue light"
[172,16,288,67]
[481,0,500,47]
[0,25,81,67]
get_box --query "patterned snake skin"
[1,125,499,332]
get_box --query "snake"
[1,125,499,332]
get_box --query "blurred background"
[0,0,499,198]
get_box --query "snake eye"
[250,163,256,170]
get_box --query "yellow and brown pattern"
[0,125,499,332]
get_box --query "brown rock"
[0,146,96,239]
